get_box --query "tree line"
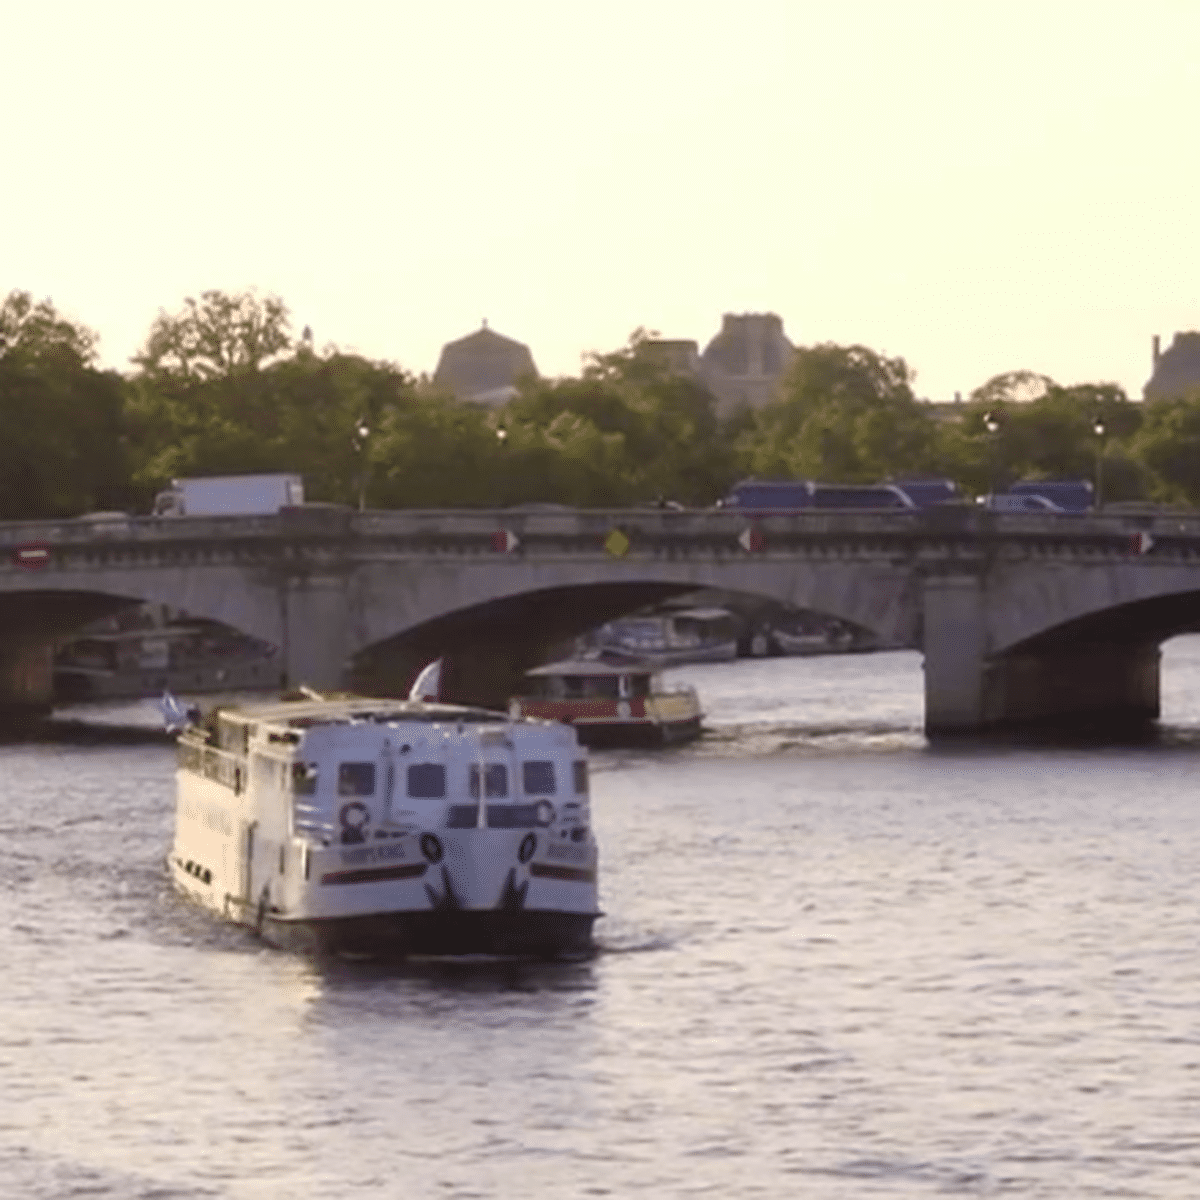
[3,286,1199,520]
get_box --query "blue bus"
[889,478,962,508]
[721,480,915,512]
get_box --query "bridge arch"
[345,560,920,704]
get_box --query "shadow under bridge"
[349,581,696,708]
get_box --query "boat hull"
[571,715,702,749]
[260,907,598,959]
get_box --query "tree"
[948,378,1143,497]
[1129,393,1200,504]
[493,331,739,506]
[0,290,97,365]
[0,291,130,517]
[735,343,943,483]
[127,289,305,499]
[132,289,293,381]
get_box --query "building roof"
[1144,332,1200,400]
[433,323,538,404]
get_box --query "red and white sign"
[1131,532,1155,555]
[738,526,764,553]
[12,543,51,569]
[492,528,520,553]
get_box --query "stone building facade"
[1144,332,1200,400]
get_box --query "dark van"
[1006,480,1094,513]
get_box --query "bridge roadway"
[2,503,1199,733]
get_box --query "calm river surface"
[5,642,1200,1198]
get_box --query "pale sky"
[4,0,1197,401]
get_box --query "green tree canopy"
[1128,392,1200,505]
[735,343,943,483]
[132,289,293,381]
[0,291,130,517]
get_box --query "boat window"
[487,803,546,828]
[632,675,651,698]
[586,676,619,698]
[445,804,479,828]
[523,761,556,795]
[573,760,588,794]
[469,763,509,799]
[408,763,446,799]
[338,762,375,797]
[292,762,319,795]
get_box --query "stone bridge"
[2,503,1199,734]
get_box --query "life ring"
[420,833,444,864]
[339,801,370,844]
[518,833,537,863]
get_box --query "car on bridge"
[979,493,1067,514]
[1005,479,1094,513]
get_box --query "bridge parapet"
[4,505,1200,574]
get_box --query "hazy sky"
[4,1,1197,400]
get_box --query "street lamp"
[353,416,370,511]
[1093,414,1106,510]
[494,423,509,505]
[983,410,1000,499]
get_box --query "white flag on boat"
[409,658,443,702]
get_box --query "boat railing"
[177,736,244,791]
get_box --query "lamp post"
[494,423,508,505]
[983,410,1000,500]
[353,416,370,511]
[1093,414,1106,510]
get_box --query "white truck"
[152,473,305,517]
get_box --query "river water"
[5,641,1200,1198]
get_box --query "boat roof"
[526,657,661,678]
[668,606,733,620]
[210,695,511,729]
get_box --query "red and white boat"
[510,655,703,749]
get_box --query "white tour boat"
[167,693,600,958]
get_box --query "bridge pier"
[980,643,1160,731]
[279,576,351,692]
[922,576,989,734]
[0,641,54,723]
[922,575,1160,734]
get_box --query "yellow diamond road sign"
[604,528,630,557]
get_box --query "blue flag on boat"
[159,690,190,732]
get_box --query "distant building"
[1144,332,1200,400]
[641,338,703,377]
[433,322,538,406]
[431,312,795,416]
[641,313,795,418]
[700,313,795,416]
